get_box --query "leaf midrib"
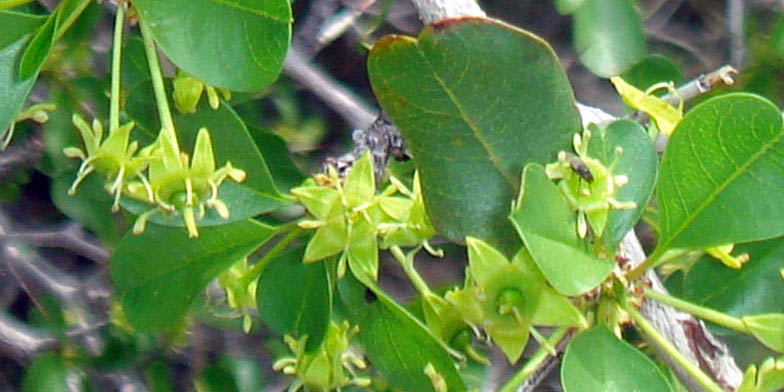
[209,0,289,23]
[413,41,517,189]
[662,125,784,250]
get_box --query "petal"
[466,237,510,288]
[343,151,375,205]
[191,128,216,175]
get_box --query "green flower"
[273,321,370,391]
[377,172,438,251]
[172,70,231,114]
[446,238,586,363]
[545,129,635,239]
[217,258,258,333]
[127,128,245,237]
[292,151,383,281]
[293,152,438,282]
[64,114,154,211]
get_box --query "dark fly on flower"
[565,152,594,183]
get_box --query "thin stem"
[0,0,33,10]
[138,17,178,150]
[498,327,571,392]
[389,246,431,297]
[622,299,724,392]
[627,247,688,281]
[643,288,748,333]
[109,4,125,131]
[242,228,304,284]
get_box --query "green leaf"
[369,17,580,254]
[257,246,332,352]
[22,353,68,392]
[620,54,684,91]
[0,11,45,49]
[18,9,55,80]
[555,0,587,15]
[743,314,784,353]
[586,120,657,250]
[111,219,276,331]
[19,0,90,80]
[246,125,305,193]
[561,327,673,392]
[133,0,292,92]
[0,11,44,141]
[145,361,175,392]
[674,237,784,321]
[510,164,613,295]
[124,83,289,226]
[197,362,241,392]
[338,272,466,392]
[658,93,784,250]
[572,0,647,77]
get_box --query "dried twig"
[0,133,44,186]
[283,46,376,130]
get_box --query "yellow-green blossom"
[64,114,154,211]
[127,128,245,237]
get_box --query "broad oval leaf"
[257,246,331,352]
[562,327,673,392]
[586,120,657,250]
[510,164,613,296]
[369,17,581,254]
[573,0,647,77]
[674,237,784,320]
[658,93,784,250]
[133,0,292,92]
[0,11,45,141]
[123,82,289,226]
[338,272,466,392]
[111,219,277,331]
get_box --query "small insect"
[565,153,594,183]
[364,288,377,304]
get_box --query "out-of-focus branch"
[0,309,57,362]
[283,47,376,130]
[3,222,110,265]
[409,0,485,24]
[0,133,44,187]
[0,211,104,357]
[727,0,746,68]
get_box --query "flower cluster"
[292,151,436,282]
[64,120,245,238]
[545,129,636,239]
[273,321,370,391]
[443,238,586,363]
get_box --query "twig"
[283,46,376,130]
[0,211,104,356]
[0,309,57,362]
[0,133,44,186]
[3,223,110,265]
[727,0,746,68]
[292,0,341,58]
